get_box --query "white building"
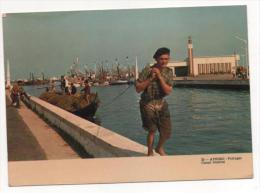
[167,37,240,77]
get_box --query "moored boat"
[39,91,100,119]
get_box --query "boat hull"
[39,92,99,119]
[73,101,99,119]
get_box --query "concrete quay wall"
[23,95,149,158]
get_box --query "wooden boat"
[39,91,100,119]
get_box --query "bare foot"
[155,147,167,156]
[147,150,154,156]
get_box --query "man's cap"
[153,47,170,59]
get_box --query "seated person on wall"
[10,83,24,108]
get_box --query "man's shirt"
[136,64,174,102]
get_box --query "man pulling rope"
[135,47,174,156]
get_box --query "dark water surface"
[24,84,252,155]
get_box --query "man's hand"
[151,67,172,95]
[151,67,161,77]
[150,67,162,81]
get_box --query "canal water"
[24,85,252,155]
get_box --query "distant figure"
[65,77,69,88]
[10,83,24,108]
[70,83,77,95]
[49,80,56,92]
[65,86,69,94]
[81,80,91,95]
[64,77,71,94]
[60,76,66,91]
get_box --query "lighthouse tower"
[188,36,194,76]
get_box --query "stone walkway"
[6,95,80,161]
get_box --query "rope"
[101,84,134,109]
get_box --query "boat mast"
[84,64,88,78]
[117,64,120,79]
[126,56,130,79]
[94,62,97,78]
[75,56,79,76]
[116,58,120,79]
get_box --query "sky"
[3,5,248,80]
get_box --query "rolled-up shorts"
[139,99,172,139]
